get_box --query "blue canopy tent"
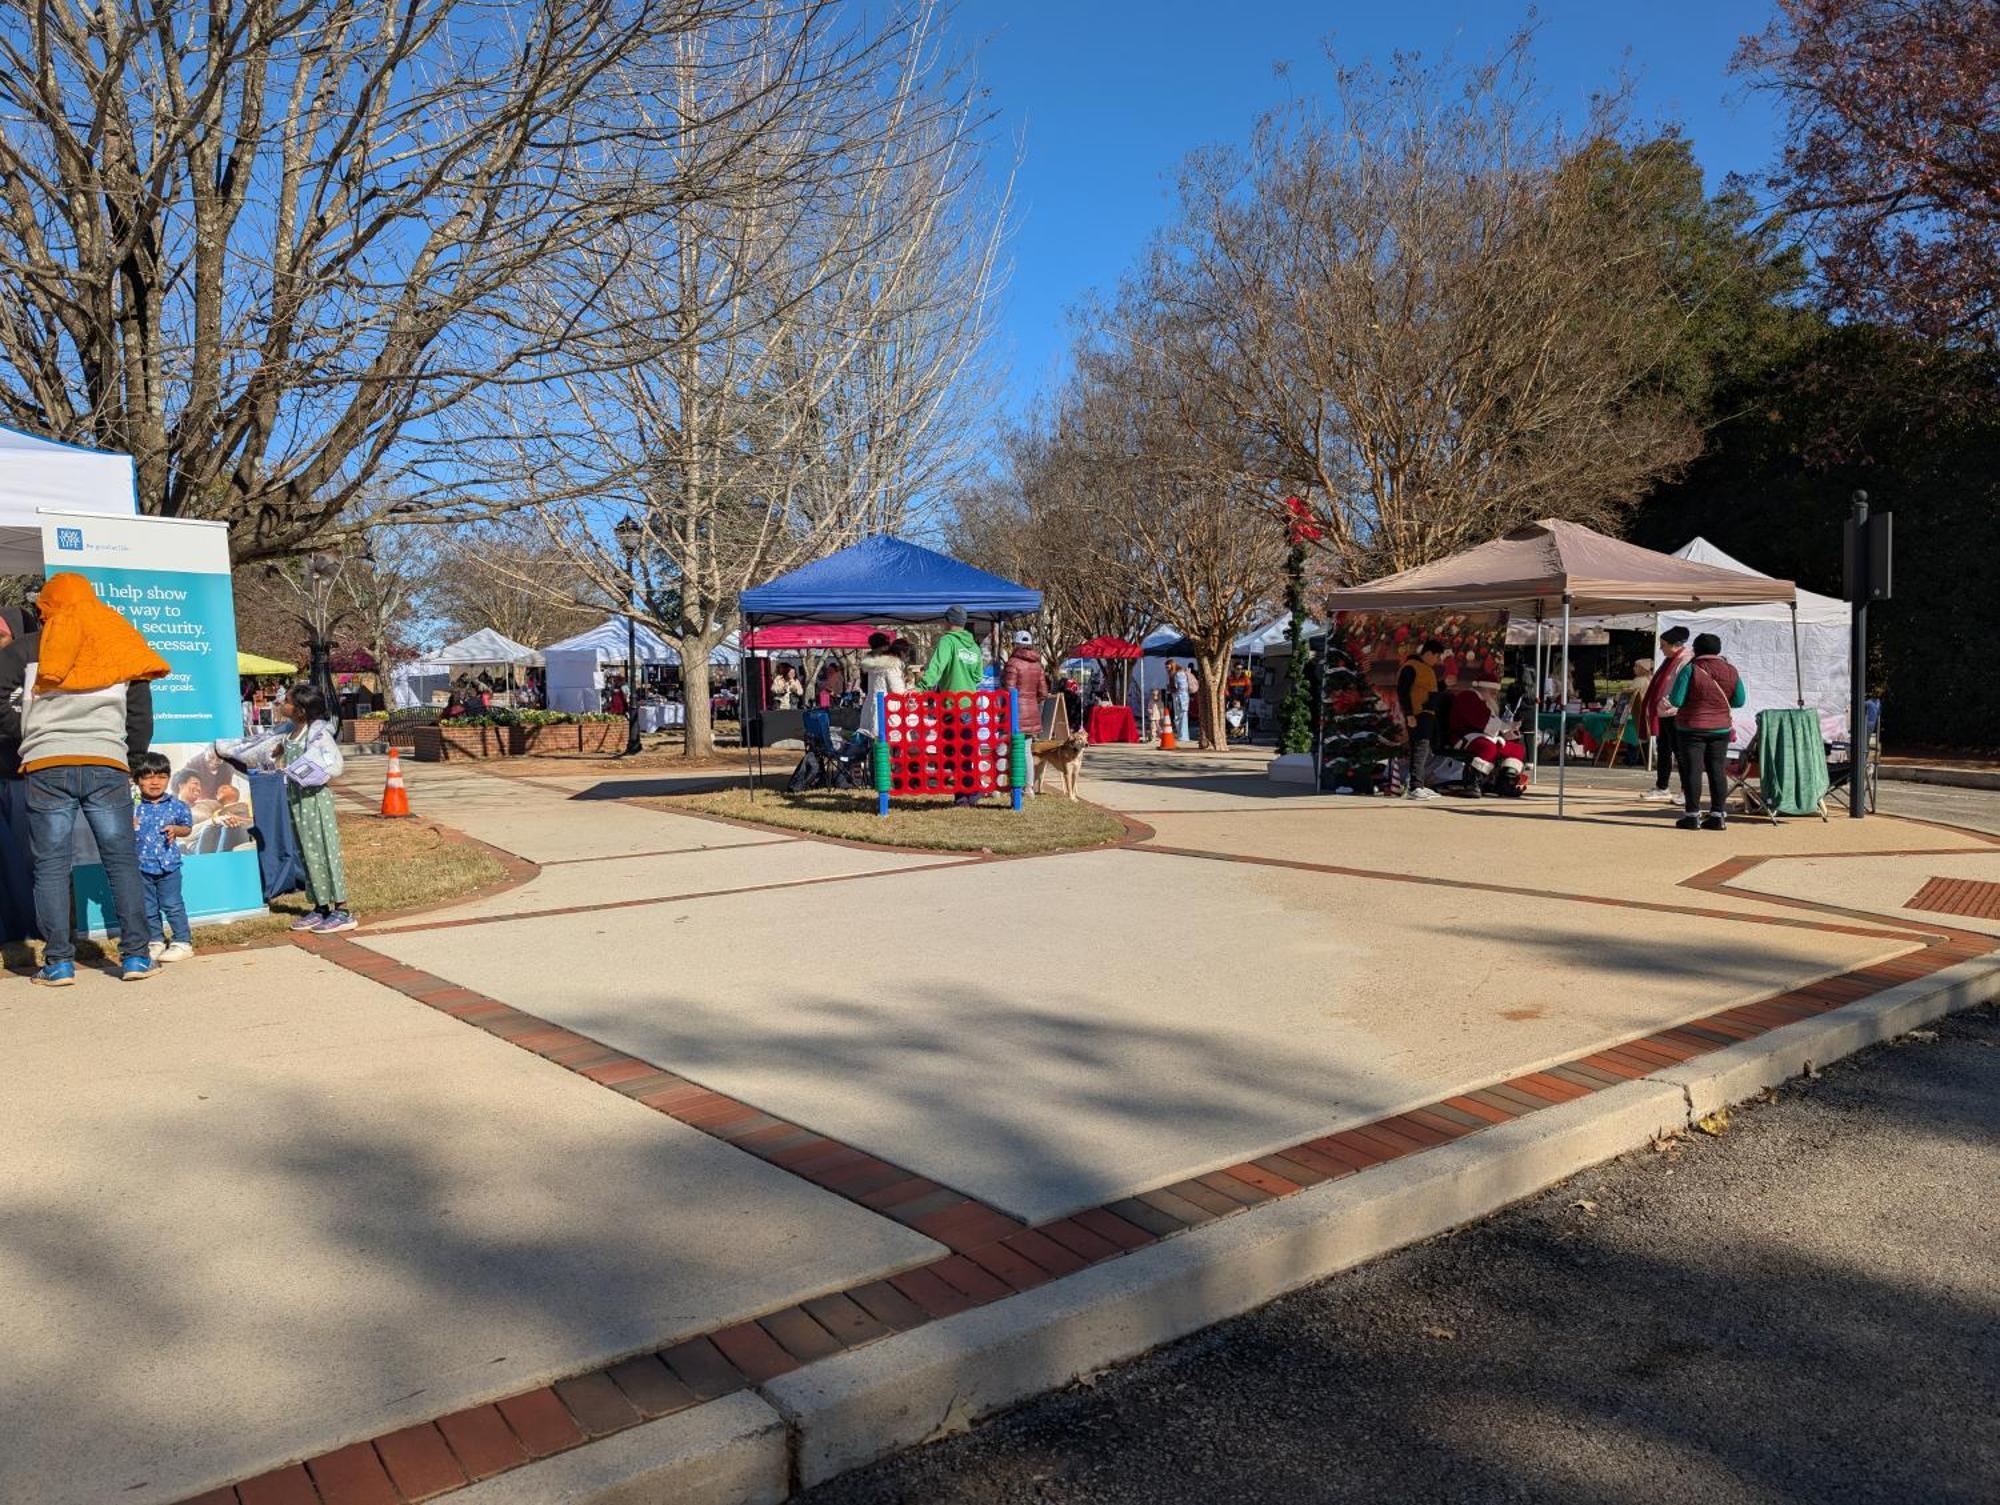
[737,536,1042,786]
[739,535,1041,624]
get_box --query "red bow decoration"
[1282,494,1322,544]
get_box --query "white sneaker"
[1639,787,1675,803]
[1408,787,1442,801]
[147,940,166,959]
[159,942,195,963]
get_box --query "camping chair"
[1729,708,1832,823]
[1826,699,1881,815]
[788,708,871,793]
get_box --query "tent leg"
[1790,600,1805,708]
[1558,596,1572,819]
[1529,605,1545,778]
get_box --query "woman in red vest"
[1666,632,1746,831]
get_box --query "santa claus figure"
[1443,679,1528,798]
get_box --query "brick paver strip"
[372,1423,467,1500]
[189,835,1997,1504]
[303,1442,399,1505]
[1907,875,2000,920]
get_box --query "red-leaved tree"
[1739,0,2000,346]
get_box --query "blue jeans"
[27,765,150,963]
[142,867,191,945]
[1172,693,1190,741]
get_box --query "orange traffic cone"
[1160,724,1178,750]
[379,747,412,818]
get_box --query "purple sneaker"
[289,911,326,932]
[314,910,358,934]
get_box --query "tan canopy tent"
[1324,519,1799,816]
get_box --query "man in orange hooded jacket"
[0,573,169,984]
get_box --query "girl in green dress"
[279,684,356,933]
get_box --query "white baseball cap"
[1013,630,1033,645]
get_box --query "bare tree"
[1151,39,1705,580]
[483,2,1010,756]
[416,524,607,648]
[0,0,900,560]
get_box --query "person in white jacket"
[858,631,906,700]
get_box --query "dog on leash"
[1033,731,1089,798]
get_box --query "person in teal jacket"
[1666,632,1746,830]
[918,606,986,692]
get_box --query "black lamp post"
[613,515,643,756]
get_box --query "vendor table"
[1537,710,1638,756]
[1086,704,1140,744]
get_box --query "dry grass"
[53,813,511,961]
[651,786,1127,855]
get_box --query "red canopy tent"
[1071,635,1143,659]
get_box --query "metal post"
[1529,604,1545,777]
[1849,491,1869,818]
[1558,594,1572,819]
[623,552,641,757]
[1789,600,1805,708]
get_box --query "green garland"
[1276,537,1316,755]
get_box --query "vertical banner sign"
[39,511,265,927]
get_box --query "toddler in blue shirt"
[132,750,195,961]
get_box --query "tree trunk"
[1197,651,1230,750]
[681,649,716,759]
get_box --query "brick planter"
[413,724,525,761]
[348,715,387,746]
[519,720,624,756]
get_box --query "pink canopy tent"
[1324,519,1798,816]
[739,623,878,650]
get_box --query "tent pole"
[1558,594,1572,819]
[744,615,759,796]
[1529,604,1545,778]
[1789,599,1805,707]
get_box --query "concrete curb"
[1878,763,2000,790]
[760,955,2000,1493]
[445,1392,787,1505]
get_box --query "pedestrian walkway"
[2,748,1993,1505]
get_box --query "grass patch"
[52,813,511,961]
[654,785,1126,854]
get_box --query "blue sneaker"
[120,956,158,983]
[32,960,76,987]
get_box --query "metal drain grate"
[1906,876,2000,920]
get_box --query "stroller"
[787,707,874,793]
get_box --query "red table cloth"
[1086,705,1140,744]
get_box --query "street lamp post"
[613,515,643,756]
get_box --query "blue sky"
[948,1,1787,418]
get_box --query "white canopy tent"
[390,628,541,709]
[541,618,741,713]
[1587,538,1851,743]
[0,424,139,572]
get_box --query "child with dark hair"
[278,683,355,932]
[131,749,195,961]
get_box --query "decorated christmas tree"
[1319,647,1401,794]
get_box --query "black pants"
[1654,727,1677,791]
[1676,728,1730,814]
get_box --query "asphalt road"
[802,1003,2000,1505]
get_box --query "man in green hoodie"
[918,606,985,693]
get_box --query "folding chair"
[1826,699,1881,815]
[1733,708,1833,823]
[1595,700,1632,766]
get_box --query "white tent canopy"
[0,424,139,573]
[542,617,742,712]
[1592,538,1851,742]
[418,627,539,667]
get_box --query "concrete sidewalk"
[3,750,1992,1505]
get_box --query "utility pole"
[1843,491,1891,818]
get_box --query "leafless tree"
[482,2,1010,757]
[0,0,904,561]
[1150,38,1704,580]
[415,524,607,649]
